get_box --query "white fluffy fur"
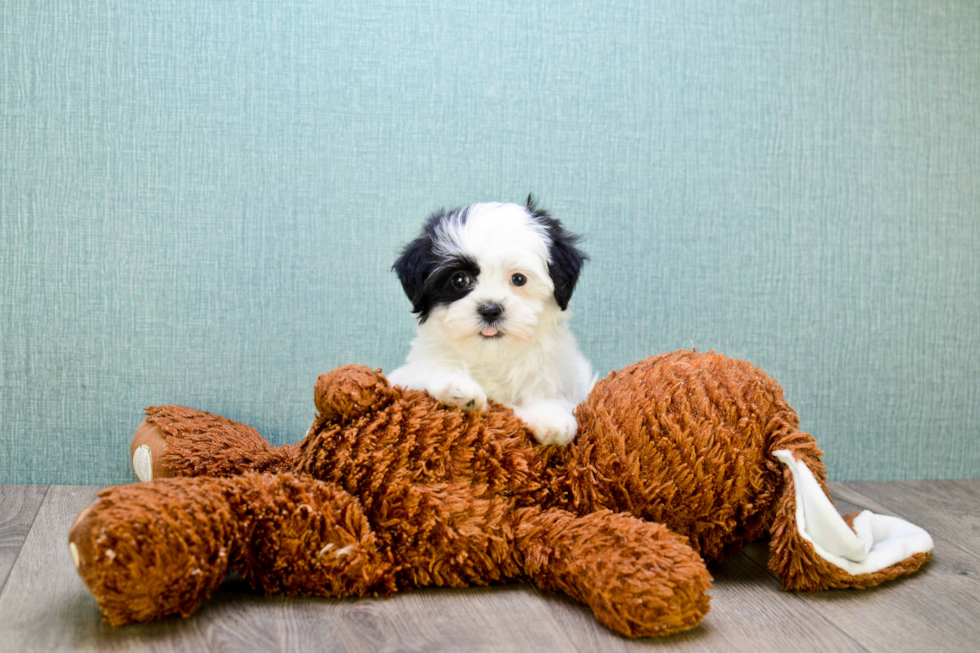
[388,202,594,445]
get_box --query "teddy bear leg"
[68,473,392,626]
[234,474,393,599]
[131,406,295,480]
[514,508,712,638]
[69,475,246,625]
[768,450,933,590]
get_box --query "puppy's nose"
[478,303,503,322]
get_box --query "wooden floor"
[0,480,977,652]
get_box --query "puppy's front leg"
[387,363,488,413]
[513,399,578,446]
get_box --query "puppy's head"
[393,197,587,344]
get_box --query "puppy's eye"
[451,272,470,289]
[511,273,527,287]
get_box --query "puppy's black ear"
[392,225,436,314]
[547,227,588,311]
[526,198,588,311]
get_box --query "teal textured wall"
[2,1,978,484]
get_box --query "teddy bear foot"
[130,418,170,482]
[517,508,712,638]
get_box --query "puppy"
[388,197,595,446]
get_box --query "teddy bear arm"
[513,508,713,638]
[131,406,295,481]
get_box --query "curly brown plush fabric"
[69,350,931,638]
[70,473,390,625]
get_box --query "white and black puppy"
[388,197,595,446]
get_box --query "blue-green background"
[2,1,978,484]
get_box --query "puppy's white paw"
[514,402,578,446]
[433,376,488,413]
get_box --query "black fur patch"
[525,194,588,311]
[392,207,479,323]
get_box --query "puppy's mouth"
[480,327,504,339]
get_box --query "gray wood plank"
[0,486,105,653]
[278,586,583,653]
[0,485,48,593]
[837,479,980,559]
[741,480,980,653]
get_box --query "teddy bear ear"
[315,365,397,425]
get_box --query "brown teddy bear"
[67,351,933,638]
